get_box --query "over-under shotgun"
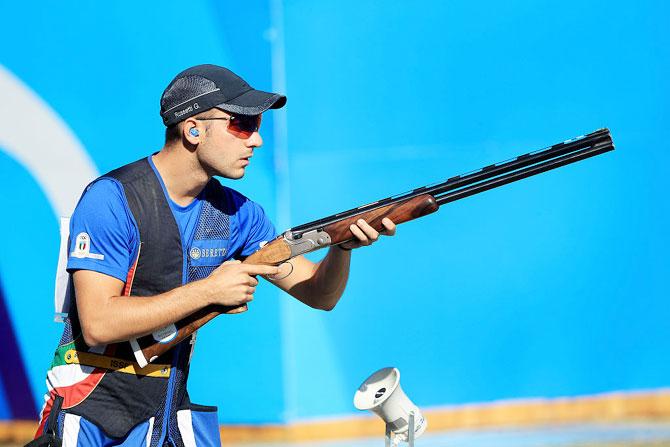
[131,128,614,367]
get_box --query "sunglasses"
[195,114,262,139]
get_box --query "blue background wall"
[0,0,667,424]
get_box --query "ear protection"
[189,128,200,137]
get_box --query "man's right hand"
[205,260,279,313]
[73,261,277,346]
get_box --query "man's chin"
[217,168,246,180]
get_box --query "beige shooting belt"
[63,349,171,378]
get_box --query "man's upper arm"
[73,270,125,315]
[67,179,137,343]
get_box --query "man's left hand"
[339,217,396,251]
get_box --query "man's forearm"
[286,246,352,311]
[277,218,396,310]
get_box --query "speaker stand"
[384,411,415,447]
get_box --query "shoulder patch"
[70,232,105,260]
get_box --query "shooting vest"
[41,158,229,445]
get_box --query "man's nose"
[246,131,263,148]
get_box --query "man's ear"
[183,118,201,145]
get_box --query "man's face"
[194,109,264,179]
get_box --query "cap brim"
[216,89,286,115]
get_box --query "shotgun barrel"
[290,128,613,237]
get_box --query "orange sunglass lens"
[228,115,262,139]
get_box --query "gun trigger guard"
[267,261,293,281]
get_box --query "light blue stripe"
[224,423,670,447]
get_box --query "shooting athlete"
[32,64,396,446]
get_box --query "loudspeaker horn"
[354,367,427,442]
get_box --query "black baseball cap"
[160,64,286,126]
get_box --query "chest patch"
[188,200,232,280]
[188,241,228,263]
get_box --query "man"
[33,64,395,446]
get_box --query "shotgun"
[131,128,614,367]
